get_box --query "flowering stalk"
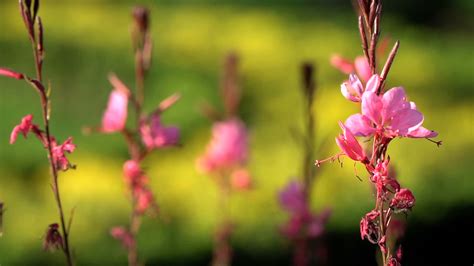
[0,1,76,264]
[86,6,180,266]
[196,53,252,266]
[278,63,331,266]
[317,0,441,265]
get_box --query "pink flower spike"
[335,122,367,163]
[140,114,180,150]
[354,56,371,82]
[101,89,128,133]
[0,67,24,80]
[330,54,354,74]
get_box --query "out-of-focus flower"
[0,67,24,80]
[335,122,368,163]
[110,226,135,249]
[341,74,380,102]
[43,223,63,252]
[345,87,437,139]
[123,160,148,189]
[10,114,42,144]
[279,180,306,214]
[140,114,179,150]
[197,118,248,173]
[390,188,415,213]
[360,210,380,244]
[230,169,252,190]
[330,55,371,82]
[101,89,128,133]
[134,187,155,214]
[51,137,76,171]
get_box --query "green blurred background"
[0,0,473,265]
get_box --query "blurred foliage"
[0,0,473,265]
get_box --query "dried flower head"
[43,223,63,252]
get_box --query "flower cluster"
[317,1,440,264]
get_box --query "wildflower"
[101,89,128,133]
[330,55,371,82]
[230,169,252,190]
[110,226,135,249]
[279,180,306,214]
[43,223,63,252]
[134,187,155,214]
[10,114,42,144]
[345,87,437,139]
[360,210,380,244]
[335,122,368,163]
[51,137,76,171]
[0,67,24,80]
[341,74,380,102]
[140,114,180,150]
[197,118,248,173]
[123,160,148,189]
[390,188,415,213]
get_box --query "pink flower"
[51,137,76,171]
[123,160,148,189]
[10,115,43,144]
[0,67,24,80]
[330,55,371,82]
[140,114,179,150]
[230,169,252,190]
[279,180,306,214]
[360,210,380,244]
[110,226,135,249]
[197,118,248,173]
[101,89,128,133]
[390,188,415,213]
[371,160,400,199]
[43,223,63,252]
[335,122,368,163]
[341,74,380,102]
[345,87,438,139]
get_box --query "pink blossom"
[279,180,306,214]
[360,210,380,244]
[43,223,63,252]
[335,122,368,163]
[230,169,252,190]
[140,114,180,150]
[341,74,380,102]
[390,188,415,213]
[123,160,148,189]
[345,87,438,139]
[330,55,371,82]
[197,118,248,173]
[110,226,135,249]
[10,114,39,144]
[51,137,76,171]
[0,67,24,80]
[101,89,128,133]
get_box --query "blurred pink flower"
[330,55,371,82]
[43,223,63,252]
[345,87,438,139]
[123,160,148,189]
[51,137,76,171]
[110,226,135,249]
[10,114,40,144]
[0,67,24,80]
[140,114,179,150]
[341,74,380,102]
[230,169,252,190]
[279,180,306,214]
[197,118,248,173]
[390,188,415,213]
[101,89,128,133]
[134,187,155,214]
[335,122,368,163]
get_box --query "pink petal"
[102,90,128,133]
[407,126,438,138]
[354,56,371,82]
[345,114,375,137]
[361,91,383,126]
[0,67,24,80]
[336,136,359,161]
[382,87,409,123]
[365,74,380,94]
[339,121,365,160]
[390,108,424,136]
